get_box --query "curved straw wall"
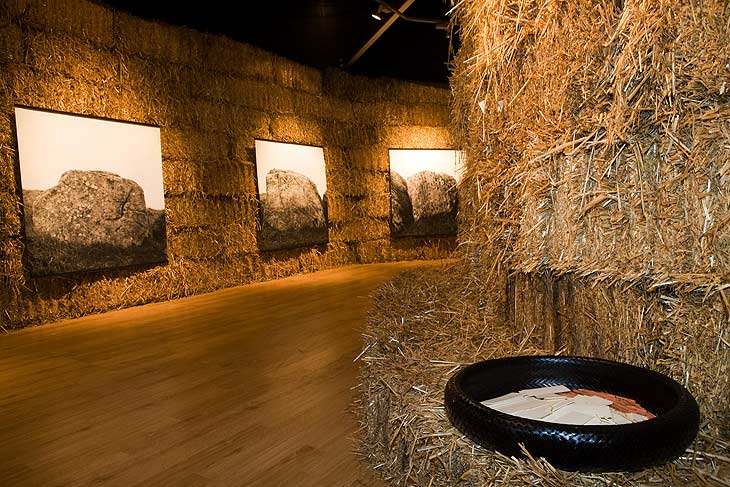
[0,0,456,330]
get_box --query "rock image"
[390,170,458,237]
[390,171,414,236]
[23,170,167,275]
[322,191,329,223]
[259,169,328,251]
[407,171,458,235]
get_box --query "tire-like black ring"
[444,355,700,472]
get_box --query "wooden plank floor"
[0,261,438,486]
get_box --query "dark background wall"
[0,0,456,330]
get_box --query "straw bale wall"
[449,0,729,433]
[0,0,456,330]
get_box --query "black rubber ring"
[444,355,700,472]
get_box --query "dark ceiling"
[100,0,455,86]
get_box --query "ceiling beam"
[345,0,416,68]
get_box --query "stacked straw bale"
[451,0,730,288]
[0,0,456,330]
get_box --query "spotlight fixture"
[371,5,388,21]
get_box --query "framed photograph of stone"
[14,106,167,276]
[389,149,463,238]
[254,140,328,252]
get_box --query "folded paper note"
[480,385,653,425]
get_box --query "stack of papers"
[481,385,650,425]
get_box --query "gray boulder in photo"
[389,171,414,236]
[322,191,328,222]
[23,170,167,275]
[259,169,328,251]
[406,170,458,236]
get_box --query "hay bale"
[447,0,730,467]
[345,146,389,172]
[197,74,293,114]
[269,115,324,147]
[0,70,11,102]
[560,276,730,432]
[319,243,357,267]
[322,68,394,103]
[0,23,22,65]
[318,96,355,123]
[323,121,379,147]
[257,243,354,280]
[327,168,388,198]
[218,79,293,113]
[450,0,730,289]
[204,34,274,81]
[322,147,349,171]
[273,56,322,95]
[380,125,453,149]
[24,30,119,84]
[0,150,15,194]
[0,191,20,240]
[13,0,114,47]
[338,217,389,243]
[168,223,257,260]
[352,193,390,220]
[163,159,256,197]
[0,112,15,193]
[290,92,329,120]
[390,236,457,261]
[11,67,119,120]
[355,239,392,263]
[353,100,451,128]
[404,102,451,128]
[352,98,451,128]
[0,238,24,334]
[162,195,250,228]
[98,86,154,126]
[194,73,246,104]
[229,112,272,157]
[189,100,243,133]
[321,192,347,223]
[0,238,24,327]
[216,161,257,195]
[262,84,297,114]
[257,247,309,278]
[354,101,412,125]
[392,81,451,105]
[161,127,231,163]
[115,11,205,66]
[120,57,203,108]
[10,255,262,329]
[0,111,13,149]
